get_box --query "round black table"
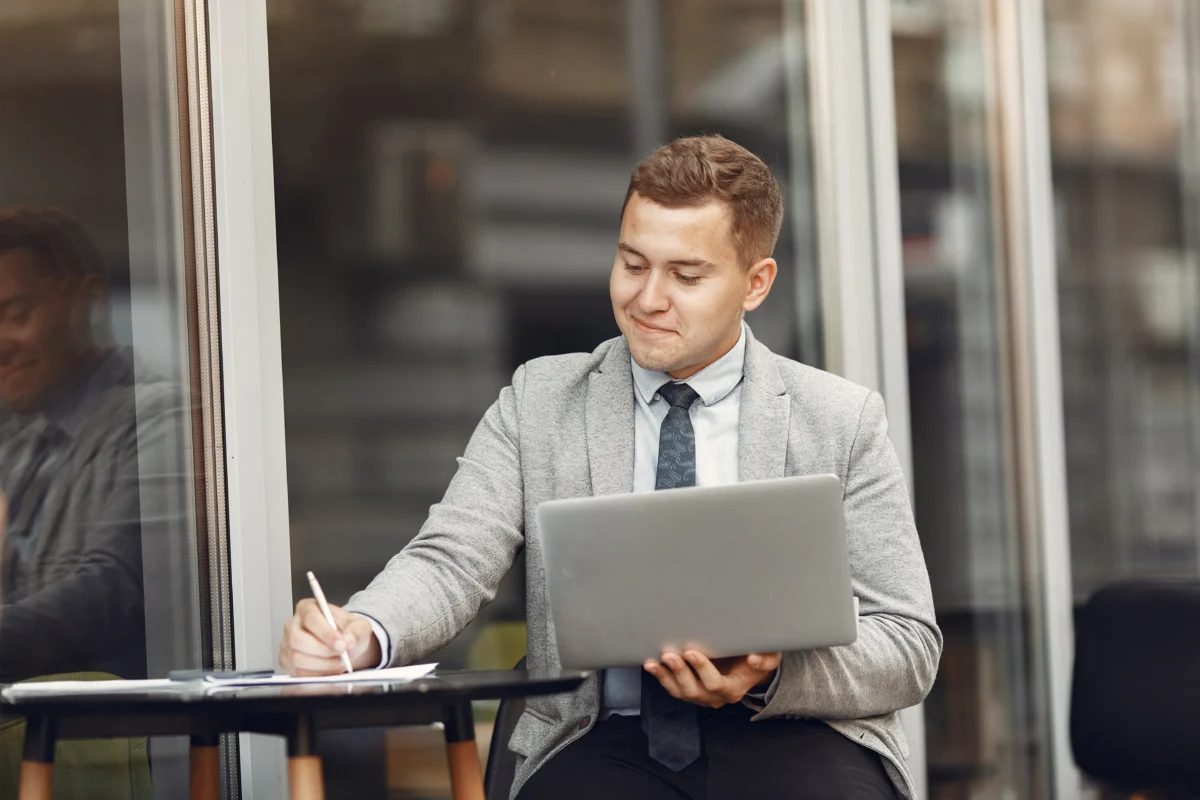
[3,669,588,800]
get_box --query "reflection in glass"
[1046,3,1200,793]
[891,1,1051,797]
[0,208,160,682]
[0,1,209,795]
[268,0,817,796]
[1046,0,1200,595]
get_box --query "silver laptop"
[536,474,857,670]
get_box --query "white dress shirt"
[602,324,746,715]
[366,324,750,709]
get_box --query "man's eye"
[677,275,701,286]
[624,263,646,273]
[2,303,33,324]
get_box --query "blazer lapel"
[586,337,636,496]
[739,330,790,482]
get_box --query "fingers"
[299,599,348,651]
[748,652,782,673]
[662,653,705,698]
[684,651,728,694]
[644,659,682,697]
[645,653,725,708]
[343,614,383,669]
[284,650,347,676]
[734,653,782,683]
[279,631,344,676]
[279,599,354,676]
[643,651,783,708]
[329,607,373,655]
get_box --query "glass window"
[0,0,213,793]
[1046,8,1200,795]
[1046,0,1200,598]
[267,0,818,795]
[891,1,1053,796]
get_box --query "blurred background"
[0,0,1196,798]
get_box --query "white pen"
[306,570,354,674]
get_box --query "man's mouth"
[0,363,36,381]
[633,319,674,335]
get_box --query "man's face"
[610,192,776,379]
[0,248,91,413]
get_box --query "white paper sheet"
[203,663,437,687]
[1,664,439,702]
[2,679,188,701]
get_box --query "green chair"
[0,673,152,800]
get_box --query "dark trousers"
[517,706,898,800]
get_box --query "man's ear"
[79,274,108,306]
[742,258,778,312]
[69,274,110,343]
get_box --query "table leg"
[189,734,221,800]
[18,716,55,800]
[443,702,485,800]
[286,712,325,800]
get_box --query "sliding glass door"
[0,0,231,794]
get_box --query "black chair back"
[1071,581,1200,796]
[484,657,527,800]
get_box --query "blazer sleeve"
[345,365,528,667]
[755,391,942,720]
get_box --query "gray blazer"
[347,327,942,799]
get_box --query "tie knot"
[657,382,699,410]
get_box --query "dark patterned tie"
[641,381,702,772]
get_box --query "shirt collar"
[630,323,746,407]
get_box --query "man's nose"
[636,272,670,314]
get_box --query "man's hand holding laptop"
[645,651,781,708]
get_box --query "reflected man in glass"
[0,207,160,682]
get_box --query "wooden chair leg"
[288,755,325,800]
[444,702,485,800]
[18,716,55,800]
[446,741,486,800]
[17,763,53,800]
[286,712,325,800]
[189,735,220,800]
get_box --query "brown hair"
[621,135,783,266]
[0,206,108,281]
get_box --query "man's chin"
[629,348,680,375]
[0,382,45,414]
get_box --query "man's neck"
[668,321,744,381]
[33,347,105,419]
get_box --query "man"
[280,136,941,799]
[0,206,175,681]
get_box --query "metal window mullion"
[179,0,240,796]
[805,1,928,793]
[992,1,1080,797]
[181,0,234,679]
[859,4,927,797]
[805,0,882,391]
[206,0,295,795]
